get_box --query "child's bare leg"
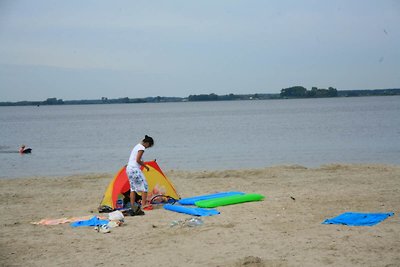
[141,192,148,208]
[130,191,137,210]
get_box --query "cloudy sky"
[0,0,399,101]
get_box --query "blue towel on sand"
[322,212,394,226]
[70,216,109,227]
[164,204,220,216]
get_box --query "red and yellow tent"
[99,161,180,211]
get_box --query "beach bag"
[108,210,124,222]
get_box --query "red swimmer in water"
[19,145,32,154]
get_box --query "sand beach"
[1,164,399,267]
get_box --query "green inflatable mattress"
[195,193,264,208]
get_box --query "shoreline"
[2,162,400,180]
[1,163,399,266]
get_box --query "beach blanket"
[31,215,103,225]
[322,212,394,226]
[70,216,109,227]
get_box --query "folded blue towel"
[70,216,109,227]
[322,212,394,226]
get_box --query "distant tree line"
[337,89,400,97]
[280,86,338,98]
[0,96,182,106]
[0,97,65,106]
[187,93,280,101]
[1,88,399,106]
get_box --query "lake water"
[1,96,399,178]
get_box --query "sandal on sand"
[135,209,145,215]
[94,224,111,233]
[143,205,153,211]
[128,208,145,216]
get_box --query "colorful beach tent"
[99,161,180,211]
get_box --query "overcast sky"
[0,0,399,101]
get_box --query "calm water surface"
[1,96,399,178]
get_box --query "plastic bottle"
[170,220,180,227]
[186,217,204,227]
[116,199,124,210]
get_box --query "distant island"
[1,87,399,106]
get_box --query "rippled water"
[1,96,399,178]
